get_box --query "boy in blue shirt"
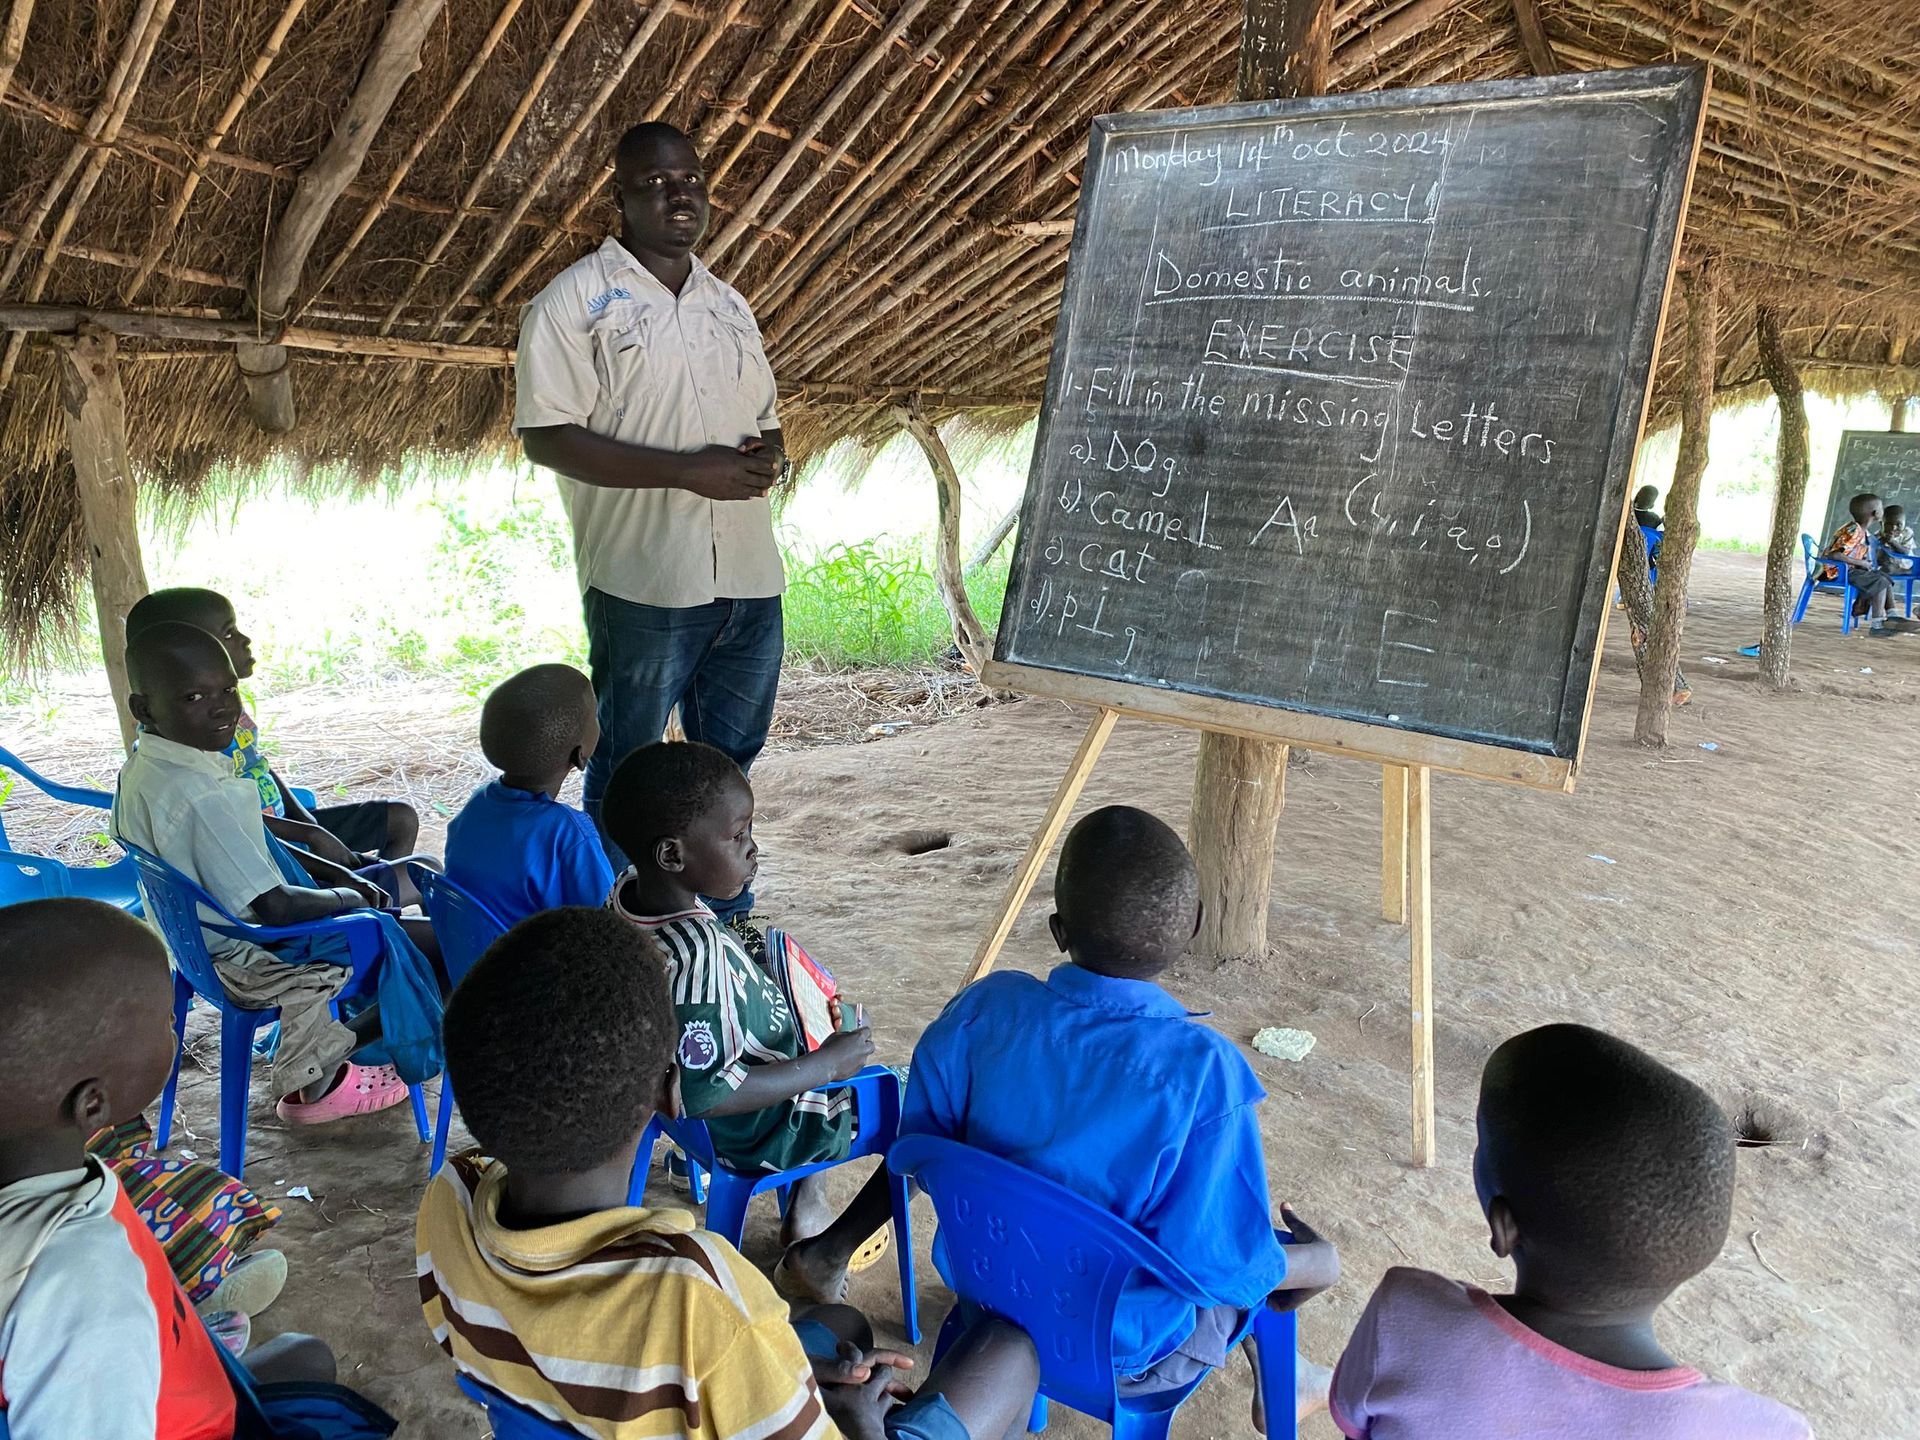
[900,805,1338,1424]
[445,665,616,926]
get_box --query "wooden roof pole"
[710,0,853,187]
[1510,0,1560,75]
[123,0,311,302]
[0,0,33,101]
[1190,0,1332,971]
[298,0,530,319]
[54,327,150,752]
[375,0,599,336]
[237,0,447,433]
[1756,304,1810,689]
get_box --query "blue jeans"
[582,589,783,914]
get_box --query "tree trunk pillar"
[1635,265,1715,746]
[895,399,993,675]
[1757,305,1809,690]
[1190,0,1331,961]
[56,326,150,751]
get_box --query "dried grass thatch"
[4,0,1919,662]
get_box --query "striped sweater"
[417,1153,835,1440]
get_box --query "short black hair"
[616,121,696,173]
[1632,484,1658,506]
[479,664,594,778]
[1849,492,1882,521]
[1053,805,1199,978]
[1479,1024,1735,1308]
[126,620,231,693]
[1884,503,1905,523]
[603,742,745,867]
[0,899,171,1125]
[126,587,232,641]
[443,907,675,1174]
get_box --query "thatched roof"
[4,0,1919,660]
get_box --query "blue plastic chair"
[454,1373,574,1439]
[0,745,142,911]
[407,864,510,1174]
[1793,532,1863,632]
[1875,538,1918,619]
[2,846,72,902]
[890,1136,1298,1440]
[126,841,430,1178]
[629,1065,919,1342]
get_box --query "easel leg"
[1407,765,1435,1168]
[1381,764,1408,924]
[962,708,1119,988]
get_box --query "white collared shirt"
[514,238,785,608]
[113,731,284,935]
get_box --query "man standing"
[516,122,784,936]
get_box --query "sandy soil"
[7,547,1917,1437]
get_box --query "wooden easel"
[962,702,1441,1165]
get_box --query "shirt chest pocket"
[590,314,650,398]
[703,310,763,385]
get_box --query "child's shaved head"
[0,899,178,1143]
[1477,1024,1735,1312]
[1849,492,1883,524]
[480,664,597,781]
[1051,806,1199,979]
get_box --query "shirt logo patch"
[677,1020,719,1071]
[586,287,632,316]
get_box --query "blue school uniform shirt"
[900,963,1289,1374]
[444,780,616,928]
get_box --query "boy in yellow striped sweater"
[416,906,1038,1440]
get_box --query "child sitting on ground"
[603,741,896,1304]
[417,906,1039,1440]
[126,587,425,867]
[0,898,337,1439]
[445,663,615,926]
[1819,492,1902,636]
[899,805,1340,1421]
[1329,1023,1811,1438]
[113,621,435,1123]
[1879,503,1915,576]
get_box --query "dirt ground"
[5,547,1917,1438]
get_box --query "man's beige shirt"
[515,238,784,608]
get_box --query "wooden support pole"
[1189,0,1330,962]
[1636,265,1716,746]
[1509,0,1560,76]
[1381,764,1408,923]
[968,503,1020,573]
[964,708,1118,986]
[1407,765,1435,1168]
[1757,304,1810,690]
[237,0,447,433]
[0,0,34,102]
[894,399,994,675]
[55,328,149,752]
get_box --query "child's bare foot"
[775,1237,851,1305]
[1247,1350,1332,1435]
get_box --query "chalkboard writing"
[996,67,1705,761]
[1820,431,1920,545]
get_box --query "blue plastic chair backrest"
[411,866,510,991]
[454,1373,575,1438]
[889,1135,1210,1423]
[1800,532,1817,575]
[126,842,243,1002]
[0,745,115,810]
[1,847,72,903]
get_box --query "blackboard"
[1820,431,1920,545]
[992,67,1706,785]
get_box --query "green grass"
[781,542,1010,669]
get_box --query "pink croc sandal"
[276,1062,410,1126]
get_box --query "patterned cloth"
[222,710,286,817]
[417,1153,834,1440]
[86,1117,280,1307]
[1818,519,1871,580]
[609,885,852,1173]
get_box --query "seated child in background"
[899,805,1339,1420]
[1632,484,1664,530]
[113,622,421,1124]
[417,906,1039,1440]
[125,588,424,868]
[1329,1023,1811,1439]
[1880,503,1915,575]
[1819,492,1901,635]
[445,663,615,926]
[604,741,897,1305]
[0,898,336,1440]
